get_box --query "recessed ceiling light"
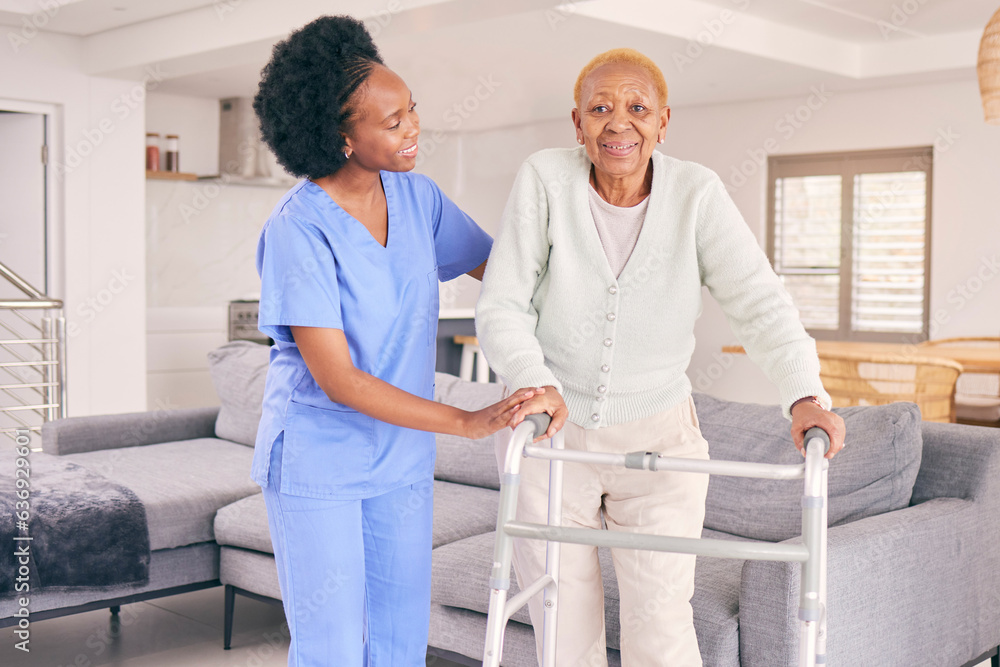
[113,6,127,11]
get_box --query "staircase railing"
[0,261,66,441]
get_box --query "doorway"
[0,109,47,297]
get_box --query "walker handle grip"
[804,426,832,455]
[523,413,552,436]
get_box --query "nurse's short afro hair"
[573,48,668,109]
[254,15,384,179]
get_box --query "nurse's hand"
[462,387,545,440]
[509,386,568,443]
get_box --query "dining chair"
[919,337,1000,427]
[818,351,963,423]
[453,335,491,383]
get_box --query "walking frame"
[483,413,831,667]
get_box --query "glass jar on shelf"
[165,134,179,172]
[145,133,160,171]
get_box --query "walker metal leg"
[483,416,557,667]
[540,431,565,667]
[816,465,829,664]
[483,472,521,666]
[798,437,828,667]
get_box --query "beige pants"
[496,396,710,667]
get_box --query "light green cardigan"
[475,146,831,428]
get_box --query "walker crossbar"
[483,414,830,667]
[523,445,809,480]
[502,521,811,562]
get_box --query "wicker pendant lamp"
[979,6,1000,124]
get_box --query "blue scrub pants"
[261,433,434,666]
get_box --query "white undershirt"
[587,183,649,278]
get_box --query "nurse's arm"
[290,325,540,439]
[466,260,487,281]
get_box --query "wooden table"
[721,340,1000,373]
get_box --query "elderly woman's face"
[572,63,669,181]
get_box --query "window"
[767,147,932,342]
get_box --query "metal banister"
[0,262,49,300]
[0,260,66,439]
[0,299,63,309]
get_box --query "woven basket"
[979,6,1000,124]
[818,351,962,423]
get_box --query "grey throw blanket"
[0,453,150,594]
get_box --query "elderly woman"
[475,48,846,666]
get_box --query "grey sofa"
[0,404,260,627]
[4,339,1000,667]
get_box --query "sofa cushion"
[215,492,270,552]
[432,480,500,548]
[220,546,282,601]
[430,603,555,667]
[65,438,260,551]
[430,526,742,661]
[207,340,271,447]
[433,373,506,490]
[694,393,922,542]
[213,480,500,556]
[0,542,221,618]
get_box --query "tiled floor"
[0,587,467,666]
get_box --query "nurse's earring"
[343,150,350,159]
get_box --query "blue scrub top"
[251,172,492,500]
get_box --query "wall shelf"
[146,170,198,181]
[145,172,297,188]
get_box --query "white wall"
[145,176,285,409]
[0,31,148,417]
[419,77,1000,406]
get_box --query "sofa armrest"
[739,497,1000,666]
[41,406,221,455]
[912,421,1000,503]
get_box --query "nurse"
[250,16,540,667]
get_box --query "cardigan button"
[591,413,600,422]
[608,286,618,295]
[601,364,610,372]
[598,385,607,393]
[606,313,616,321]
[603,338,613,347]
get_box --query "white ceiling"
[0,0,218,36]
[698,0,998,42]
[2,0,995,131]
[1,0,994,41]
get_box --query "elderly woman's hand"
[790,400,846,459]
[509,386,569,443]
